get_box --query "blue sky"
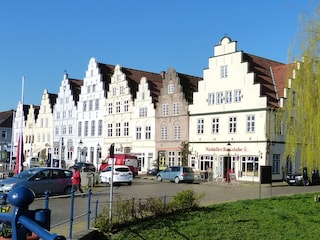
[0,0,317,111]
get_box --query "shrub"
[170,189,204,211]
[95,189,205,235]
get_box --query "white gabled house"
[53,73,83,167]
[189,36,288,182]
[76,58,105,169]
[24,104,39,159]
[132,76,162,172]
[33,89,57,163]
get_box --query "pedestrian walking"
[72,167,84,196]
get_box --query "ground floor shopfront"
[189,141,285,182]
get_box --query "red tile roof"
[243,53,289,108]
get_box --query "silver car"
[0,167,73,196]
[157,166,195,184]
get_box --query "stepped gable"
[0,110,14,127]
[99,63,163,104]
[243,53,287,108]
[177,72,202,104]
[69,79,83,106]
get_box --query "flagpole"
[19,76,25,173]
[9,110,15,170]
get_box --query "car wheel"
[157,175,162,182]
[64,186,72,194]
[128,182,132,186]
[174,177,180,184]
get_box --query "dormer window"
[168,83,174,94]
[221,65,228,78]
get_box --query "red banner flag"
[14,135,24,174]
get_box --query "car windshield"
[13,168,42,179]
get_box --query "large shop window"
[241,156,259,177]
[200,155,214,171]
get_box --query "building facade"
[53,73,83,167]
[189,36,287,182]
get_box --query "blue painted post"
[87,188,92,230]
[69,189,75,240]
[5,186,66,240]
[94,199,98,227]
[44,190,50,209]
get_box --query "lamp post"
[60,137,64,168]
[78,139,83,163]
[226,141,231,183]
[96,143,101,172]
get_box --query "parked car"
[147,168,159,176]
[69,162,96,172]
[156,166,195,184]
[99,165,133,185]
[286,173,307,186]
[0,167,73,196]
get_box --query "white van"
[23,157,40,168]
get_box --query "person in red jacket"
[72,167,84,195]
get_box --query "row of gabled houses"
[1,36,300,181]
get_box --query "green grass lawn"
[111,193,320,240]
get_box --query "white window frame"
[247,115,255,133]
[139,107,147,117]
[212,118,219,134]
[124,122,129,136]
[174,125,181,140]
[124,100,129,112]
[168,83,174,94]
[234,89,242,103]
[136,126,142,140]
[217,92,223,104]
[162,104,168,116]
[225,90,232,103]
[107,123,112,137]
[161,126,168,140]
[145,126,151,139]
[208,93,215,105]
[229,117,237,133]
[116,101,120,113]
[108,103,113,114]
[197,118,204,134]
[116,122,121,137]
[173,102,179,115]
[221,65,228,78]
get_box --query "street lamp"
[97,143,101,172]
[226,141,231,183]
[60,137,64,168]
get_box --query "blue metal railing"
[0,186,66,240]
